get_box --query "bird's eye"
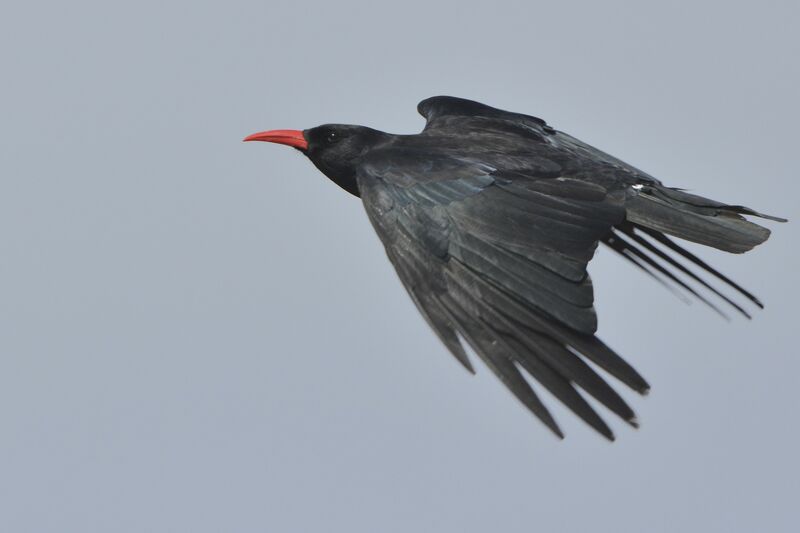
[326,131,339,143]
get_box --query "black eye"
[326,131,339,143]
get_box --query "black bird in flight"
[244,96,784,440]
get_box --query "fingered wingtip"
[544,420,565,440]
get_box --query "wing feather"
[358,150,647,438]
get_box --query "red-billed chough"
[244,96,785,440]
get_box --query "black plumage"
[245,96,785,440]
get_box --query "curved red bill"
[243,129,308,150]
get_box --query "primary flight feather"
[244,96,785,440]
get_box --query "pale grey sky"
[1,1,798,532]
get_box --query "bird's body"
[245,96,784,439]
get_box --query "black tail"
[604,185,786,317]
[624,185,786,253]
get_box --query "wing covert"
[357,148,647,439]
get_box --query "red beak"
[243,129,308,150]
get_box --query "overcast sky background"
[1,1,798,532]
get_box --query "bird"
[244,96,785,440]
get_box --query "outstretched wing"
[418,95,663,185]
[418,96,783,317]
[357,148,648,440]
[357,96,782,439]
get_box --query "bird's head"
[244,124,388,196]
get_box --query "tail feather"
[625,185,785,254]
[612,184,786,314]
